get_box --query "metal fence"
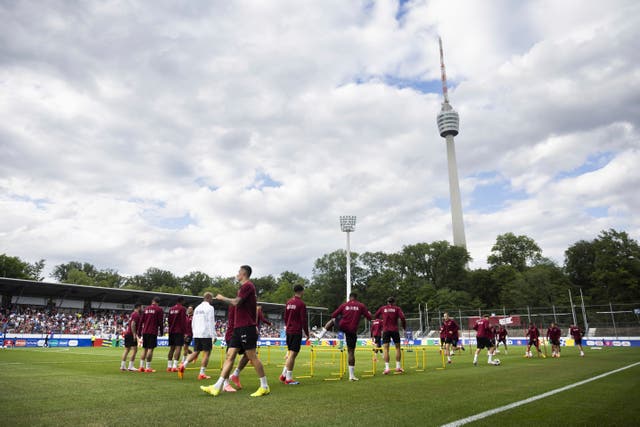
[404,302,640,338]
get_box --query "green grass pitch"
[1,345,639,426]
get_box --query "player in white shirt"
[178,292,217,380]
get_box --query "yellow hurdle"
[310,346,346,380]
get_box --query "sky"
[1,0,639,281]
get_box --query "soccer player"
[139,297,164,372]
[546,322,562,357]
[316,292,372,381]
[439,323,446,352]
[473,314,500,366]
[525,323,545,358]
[442,312,459,364]
[201,265,270,397]
[374,297,406,374]
[496,325,508,354]
[370,317,383,360]
[570,324,585,357]
[279,284,310,385]
[167,297,187,372]
[120,303,141,371]
[178,292,216,380]
[181,305,194,364]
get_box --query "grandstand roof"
[0,277,328,314]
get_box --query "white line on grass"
[441,361,640,427]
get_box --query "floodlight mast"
[339,215,356,302]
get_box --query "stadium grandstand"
[0,277,328,340]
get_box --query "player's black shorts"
[550,338,560,346]
[184,336,192,346]
[383,331,401,345]
[490,339,496,347]
[498,337,507,343]
[194,338,213,352]
[373,336,382,348]
[168,333,184,347]
[476,337,492,349]
[344,331,357,349]
[440,337,445,346]
[124,334,137,348]
[528,338,539,346]
[142,334,157,349]
[574,338,582,345]
[444,336,455,344]
[286,333,302,353]
[229,326,258,351]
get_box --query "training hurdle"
[409,346,427,372]
[310,346,346,380]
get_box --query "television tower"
[436,37,467,249]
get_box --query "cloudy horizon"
[1,0,639,281]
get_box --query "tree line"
[2,229,638,313]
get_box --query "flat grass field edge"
[0,346,639,427]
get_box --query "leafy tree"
[487,232,543,271]
[0,254,45,280]
[309,250,362,311]
[52,262,98,282]
[181,271,213,296]
[66,269,95,286]
[253,275,278,299]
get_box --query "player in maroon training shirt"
[525,323,545,358]
[120,303,142,371]
[279,285,310,385]
[546,323,562,357]
[139,297,164,372]
[473,314,499,366]
[202,265,270,397]
[374,297,406,374]
[371,318,383,360]
[442,313,459,364]
[570,324,585,357]
[167,297,187,372]
[496,325,508,354]
[181,305,194,364]
[316,292,372,381]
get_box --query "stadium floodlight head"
[340,215,356,232]
[339,215,356,302]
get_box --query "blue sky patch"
[10,194,50,210]
[195,177,219,191]
[585,206,608,218]
[469,173,528,213]
[248,171,282,190]
[555,152,614,179]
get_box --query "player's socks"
[385,362,390,370]
[473,355,478,364]
[213,377,224,390]
[120,361,126,369]
[139,360,145,369]
[173,360,178,368]
[223,378,229,387]
[199,367,206,375]
[396,361,401,369]
[233,368,241,377]
[167,360,172,369]
[146,361,151,370]
[348,365,355,379]
[128,361,135,369]
[281,366,287,377]
[259,376,269,389]
[286,370,293,381]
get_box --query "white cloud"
[1,0,639,281]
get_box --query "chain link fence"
[402,302,640,338]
